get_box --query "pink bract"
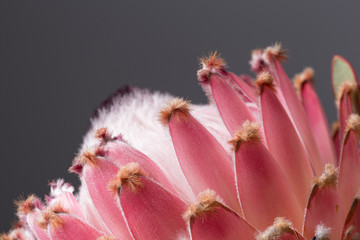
[2,44,360,240]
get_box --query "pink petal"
[209,73,256,135]
[117,176,188,240]
[51,192,84,221]
[338,115,360,214]
[338,93,354,145]
[81,155,133,239]
[27,210,51,240]
[303,164,344,240]
[299,79,336,165]
[103,140,177,196]
[77,183,112,235]
[332,122,341,161]
[343,196,360,239]
[228,72,257,103]
[258,75,314,208]
[47,214,104,240]
[268,59,323,176]
[232,121,303,231]
[186,190,256,240]
[163,99,241,214]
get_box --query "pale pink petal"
[81,155,133,239]
[77,183,112,235]
[51,192,84,220]
[27,210,51,240]
[102,139,178,196]
[47,214,104,240]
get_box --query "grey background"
[1,0,359,231]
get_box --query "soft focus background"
[1,0,360,231]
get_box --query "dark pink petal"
[257,73,314,208]
[228,72,257,103]
[332,122,341,161]
[343,196,360,239]
[102,139,177,196]
[209,73,256,135]
[81,154,133,239]
[296,71,336,165]
[338,114,360,214]
[303,164,344,240]
[161,98,241,214]
[48,214,104,240]
[267,58,323,176]
[338,91,354,144]
[231,121,303,231]
[185,190,256,240]
[110,163,188,240]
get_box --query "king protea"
[2,44,360,240]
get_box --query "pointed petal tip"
[69,148,104,174]
[256,217,294,240]
[108,162,146,194]
[229,120,261,151]
[255,71,275,93]
[332,121,339,136]
[344,225,356,240]
[94,127,115,143]
[313,164,338,189]
[264,43,288,64]
[15,194,41,216]
[197,51,227,82]
[159,98,191,125]
[183,189,223,222]
[38,208,65,230]
[250,48,265,72]
[250,43,287,72]
[77,150,98,166]
[345,113,360,137]
[336,81,357,101]
[293,67,314,93]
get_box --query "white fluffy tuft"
[315,224,331,239]
[49,179,74,198]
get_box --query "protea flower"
[2,44,360,240]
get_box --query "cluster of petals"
[3,44,360,240]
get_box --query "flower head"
[2,44,360,240]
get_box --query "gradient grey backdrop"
[1,1,360,231]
